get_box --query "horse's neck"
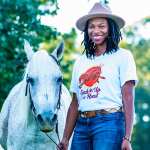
[61,84,71,111]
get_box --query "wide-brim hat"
[76,2,125,31]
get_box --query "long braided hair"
[82,18,122,59]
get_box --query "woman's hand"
[57,137,69,150]
[121,139,132,150]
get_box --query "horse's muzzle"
[37,113,57,132]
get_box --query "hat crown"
[88,2,112,15]
[76,2,125,31]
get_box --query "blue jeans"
[71,112,125,150]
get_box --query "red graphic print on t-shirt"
[79,66,105,100]
[79,66,105,88]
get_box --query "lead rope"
[44,114,61,149]
[45,132,61,150]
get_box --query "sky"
[41,0,150,39]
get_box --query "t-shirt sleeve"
[119,51,138,87]
[70,60,79,93]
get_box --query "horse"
[0,40,71,150]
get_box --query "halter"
[50,54,62,110]
[25,54,62,150]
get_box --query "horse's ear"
[51,41,64,60]
[24,40,34,61]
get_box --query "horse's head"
[24,40,64,132]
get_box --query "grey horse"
[0,41,71,150]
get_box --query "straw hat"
[76,2,125,31]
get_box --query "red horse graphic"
[79,66,105,88]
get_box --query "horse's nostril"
[52,114,57,122]
[37,114,43,122]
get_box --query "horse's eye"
[57,77,63,83]
[26,77,34,85]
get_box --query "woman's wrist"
[62,136,69,142]
[123,136,131,143]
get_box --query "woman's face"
[88,17,109,45]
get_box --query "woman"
[58,2,138,150]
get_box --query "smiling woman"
[58,2,138,150]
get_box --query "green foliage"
[62,28,79,88]
[0,0,59,109]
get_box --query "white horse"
[0,41,71,150]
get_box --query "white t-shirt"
[70,48,138,112]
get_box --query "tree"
[0,0,59,109]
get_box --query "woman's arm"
[121,80,135,150]
[58,93,78,150]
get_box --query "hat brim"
[76,13,125,31]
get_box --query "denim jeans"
[70,112,125,150]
